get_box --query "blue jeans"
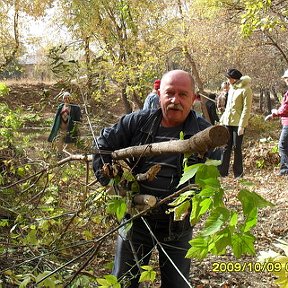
[219,126,244,178]
[279,125,288,175]
[112,215,192,288]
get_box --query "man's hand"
[237,127,244,136]
[271,109,278,115]
[96,163,123,186]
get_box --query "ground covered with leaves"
[1,82,288,287]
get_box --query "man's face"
[159,70,195,127]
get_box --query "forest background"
[1,0,288,287]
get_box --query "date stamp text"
[212,261,288,273]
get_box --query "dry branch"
[1,126,228,191]
[111,125,229,160]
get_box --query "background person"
[48,91,82,156]
[205,93,219,125]
[265,69,288,176]
[93,70,219,288]
[219,68,253,178]
[216,81,229,114]
[191,92,203,116]
[143,79,161,110]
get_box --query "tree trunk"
[184,49,204,93]
[259,88,264,112]
[0,3,20,72]
[271,85,280,104]
[265,88,272,114]
[121,86,132,114]
[132,90,144,110]
[84,36,93,97]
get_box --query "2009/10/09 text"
[212,261,288,273]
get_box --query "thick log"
[111,125,228,160]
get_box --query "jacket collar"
[141,109,199,139]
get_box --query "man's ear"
[191,93,196,103]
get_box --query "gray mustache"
[167,104,184,111]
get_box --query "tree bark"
[259,88,264,112]
[111,125,228,160]
[265,88,272,114]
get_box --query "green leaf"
[237,189,274,216]
[104,274,120,284]
[210,227,231,255]
[17,167,25,177]
[106,198,127,221]
[195,165,220,188]
[96,274,120,288]
[173,200,191,221]
[201,207,230,236]
[23,230,38,245]
[190,196,201,225]
[139,270,156,283]
[141,265,153,271]
[168,190,194,207]
[199,198,212,215]
[198,187,217,197]
[122,170,136,182]
[178,163,203,187]
[205,159,222,166]
[229,211,238,228]
[186,236,209,259]
[19,276,32,288]
[0,219,9,227]
[116,201,127,222]
[231,232,255,258]
[241,207,257,232]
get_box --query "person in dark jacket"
[205,93,219,125]
[93,70,219,288]
[48,92,82,154]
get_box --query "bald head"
[159,70,196,127]
[160,70,195,93]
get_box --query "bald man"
[93,70,218,288]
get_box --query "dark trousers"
[279,125,288,175]
[219,125,244,177]
[112,216,192,288]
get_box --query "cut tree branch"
[111,125,229,160]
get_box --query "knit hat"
[225,69,242,80]
[153,79,161,90]
[281,69,288,78]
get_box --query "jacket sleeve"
[239,88,253,128]
[143,95,152,110]
[92,112,140,185]
[276,92,288,117]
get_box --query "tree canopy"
[0,0,287,109]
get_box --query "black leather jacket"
[93,108,217,187]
